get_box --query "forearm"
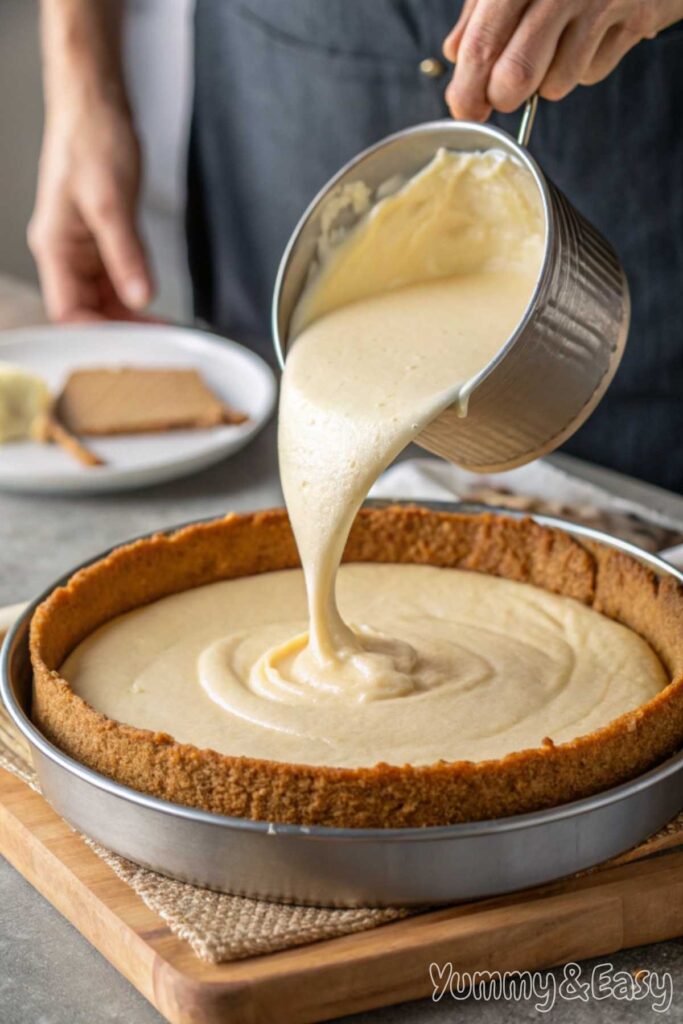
[31,0,151,320]
[40,0,128,122]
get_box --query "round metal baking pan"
[3,501,683,907]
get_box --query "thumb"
[85,188,153,310]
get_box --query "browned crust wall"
[30,507,683,828]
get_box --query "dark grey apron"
[187,0,683,491]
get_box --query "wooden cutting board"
[2,767,683,1024]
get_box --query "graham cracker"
[56,367,248,436]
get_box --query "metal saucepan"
[272,101,630,473]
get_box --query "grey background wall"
[0,0,193,320]
[0,0,43,284]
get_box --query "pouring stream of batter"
[273,149,545,701]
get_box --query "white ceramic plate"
[0,323,277,494]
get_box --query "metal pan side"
[3,502,683,905]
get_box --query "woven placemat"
[1,495,683,964]
[0,704,409,961]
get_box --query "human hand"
[28,91,154,322]
[443,0,683,122]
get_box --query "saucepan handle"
[517,93,539,148]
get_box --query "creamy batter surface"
[60,149,667,768]
[61,564,667,767]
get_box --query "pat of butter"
[0,362,51,442]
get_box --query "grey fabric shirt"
[187,0,683,491]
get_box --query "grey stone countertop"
[2,422,683,1023]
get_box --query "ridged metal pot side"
[419,181,630,472]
